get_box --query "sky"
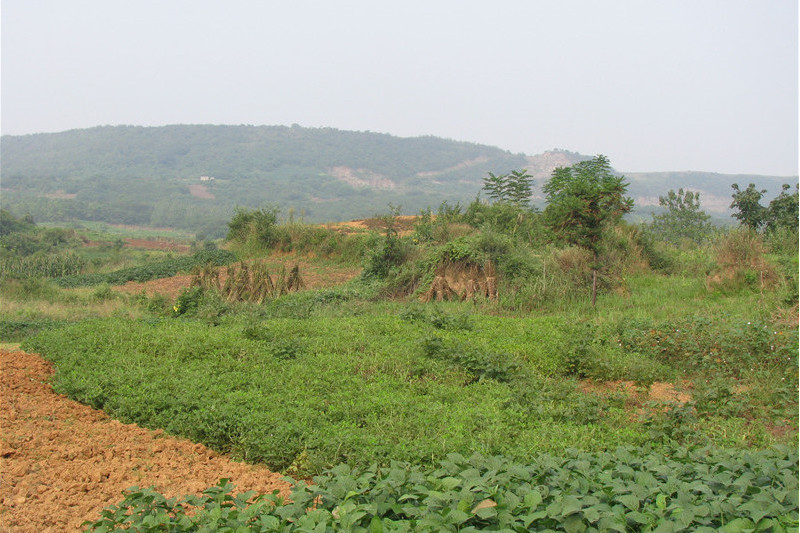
[1,1,798,176]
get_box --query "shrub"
[422,336,521,384]
[707,228,779,293]
[561,323,670,383]
[361,229,410,280]
[226,206,281,250]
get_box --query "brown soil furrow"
[0,349,291,532]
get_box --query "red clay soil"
[325,215,419,235]
[114,274,196,299]
[0,349,291,532]
[579,379,693,405]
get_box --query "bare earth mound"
[0,349,291,532]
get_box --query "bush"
[226,206,281,250]
[561,323,670,384]
[422,336,521,384]
[361,229,410,280]
[707,228,779,293]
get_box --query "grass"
[20,278,798,475]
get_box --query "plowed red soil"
[0,349,291,532]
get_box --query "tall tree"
[766,183,799,232]
[649,188,713,244]
[482,172,508,203]
[542,155,633,306]
[730,183,767,230]
[481,169,534,207]
[504,169,534,207]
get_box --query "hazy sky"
[2,1,798,175]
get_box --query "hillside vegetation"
[1,125,793,238]
[1,125,526,236]
[1,155,798,531]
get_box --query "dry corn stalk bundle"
[421,275,457,302]
[272,265,288,297]
[421,260,498,302]
[222,265,237,299]
[287,264,305,291]
[190,263,221,291]
[192,261,305,303]
[252,263,275,303]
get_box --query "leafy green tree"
[542,155,633,305]
[482,172,507,203]
[766,183,799,232]
[505,169,534,206]
[481,169,534,207]
[648,188,713,244]
[730,183,767,230]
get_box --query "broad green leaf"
[475,506,498,520]
[617,494,639,512]
[656,494,668,509]
[524,490,543,509]
[652,520,676,533]
[597,515,628,532]
[719,517,755,532]
[369,515,384,533]
[445,509,471,525]
[546,499,563,518]
[522,510,547,527]
[561,496,583,516]
[457,498,473,514]
[563,513,585,533]
[626,511,652,526]
[738,500,770,524]
[439,477,461,491]
[582,505,601,523]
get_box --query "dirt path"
[0,349,291,532]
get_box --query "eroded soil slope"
[0,348,291,532]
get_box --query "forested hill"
[1,125,534,236]
[0,124,792,237]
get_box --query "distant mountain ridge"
[0,125,793,236]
